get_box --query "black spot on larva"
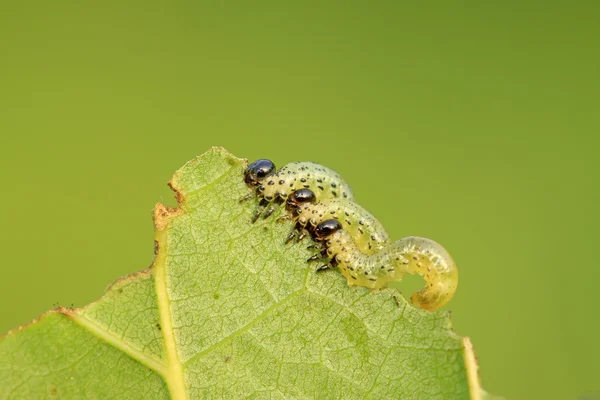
[331,183,337,188]
[300,178,306,183]
[267,180,275,185]
[279,180,285,185]
[332,191,337,197]
[359,220,364,225]
[318,185,325,191]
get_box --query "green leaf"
[0,147,494,399]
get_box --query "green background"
[1,2,598,399]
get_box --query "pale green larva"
[313,219,458,311]
[242,159,354,221]
[282,189,390,255]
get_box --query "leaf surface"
[0,147,488,399]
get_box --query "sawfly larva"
[242,159,354,221]
[281,189,390,255]
[312,219,458,311]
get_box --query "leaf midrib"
[155,226,188,400]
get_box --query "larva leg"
[297,229,309,242]
[284,227,310,244]
[307,249,329,262]
[250,198,271,223]
[307,254,321,262]
[285,230,297,244]
[239,193,253,203]
[251,210,263,223]
[317,264,333,271]
[263,207,275,219]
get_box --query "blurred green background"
[1,2,598,399]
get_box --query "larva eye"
[286,189,316,210]
[314,219,342,239]
[245,159,276,185]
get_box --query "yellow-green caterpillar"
[313,219,458,311]
[242,159,354,221]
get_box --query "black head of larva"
[286,189,316,210]
[314,219,342,239]
[245,159,276,185]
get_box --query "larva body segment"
[317,223,458,311]
[287,192,390,254]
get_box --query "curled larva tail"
[391,237,458,310]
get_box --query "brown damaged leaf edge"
[153,203,184,232]
[0,307,76,339]
[167,180,186,210]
